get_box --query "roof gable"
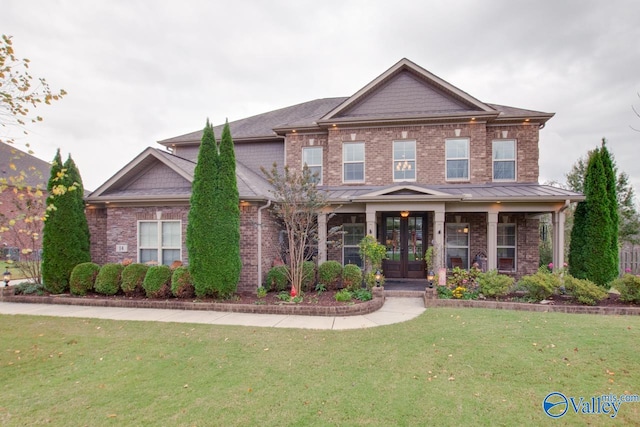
[359,185,452,198]
[320,58,496,124]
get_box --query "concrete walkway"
[0,297,426,330]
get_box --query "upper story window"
[393,140,416,181]
[343,142,365,183]
[138,220,181,266]
[302,146,323,184]
[493,140,516,181]
[446,138,469,181]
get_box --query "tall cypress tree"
[42,149,64,290]
[187,120,219,297]
[213,120,241,296]
[568,201,588,279]
[599,140,619,278]
[63,155,91,265]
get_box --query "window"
[343,142,364,183]
[497,223,516,271]
[493,140,516,181]
[446,138,469,180]
[446,223,469,269]
[138,220,181,265]
[343,223,365,267]
[393,140,416,181]
[302,147,323,184]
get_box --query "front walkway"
[0,297,426,330]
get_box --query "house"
[0,142,51,261]
[86,58,583,292]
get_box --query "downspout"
[257,199,272,289]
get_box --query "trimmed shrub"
[563,275,608,306]
[143,265,173,298]
[610,274,640,303]
[94,263,124,296]
[171,266,194,298]
[516,269,562,302]
[352,288,372,301]
[478,270,514,298]
[335,288,352,302]
[301,261,316,292]
[318,261,342,290]
[69,262,100,296]
[266,265,289,292]
[342,264,363,291]
[121,263,149,296]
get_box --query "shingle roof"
[0,142,51,188]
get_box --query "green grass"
[1,308,639,426]
[1,261,27,281]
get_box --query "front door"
[382,213,426,279]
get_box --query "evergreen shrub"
[143,265,172,298]
[171,266,194,298]
[610,274,640,303]
[516,269,561,302]
[563,275,608,306]
[477,270,514,298]
[318,261,342,290]
[94,263,124,296]
[266,265,289,291]
[69,262,100,296]
[342,264,363,291]
[121,263,149,296]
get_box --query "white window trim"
[342,142,365,183]
[445,138,470,182]
[445,223,469,269]
[497,222,517,271]
[393,139,417,182]
[343,223,365,267]
[492,139,517,182]
[302,146,323,185]
[137,220,182,265]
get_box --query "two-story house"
[86,58,583,292]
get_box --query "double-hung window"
[343,142,365,183]
[138,220,181,265]
[445,223,469,269]
[393,140,416,181]
[493,140,516,181]
[497,223,516,271]
[302,147,323,184]
[343,223,365,267]
[446,138,469,180]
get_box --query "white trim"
[137,219,182,265]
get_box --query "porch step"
[384,289,426,298]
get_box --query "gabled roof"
[87,147,274,203]
[0,142,51,189]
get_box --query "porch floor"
[383,278,430,292]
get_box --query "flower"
[563,262,568,268]
[548,262,554,270]
[625,268,632,273]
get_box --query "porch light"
[375,270,381,287]
[463,227,469,233]
[400,211,410,218]
[3,269,10,287]
[427,270,434,288]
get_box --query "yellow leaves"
[9,162,16,171]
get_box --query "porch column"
[366,206,377,239]
[552,209,566,269]
[434,208,445,269]
[317,212,327,263]
[487,212,498,271]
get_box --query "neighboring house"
[86,58,583,292]
[0,142,50,260]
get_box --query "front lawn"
[1,308,639,425]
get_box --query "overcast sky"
[2,0,640,194]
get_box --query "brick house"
[86,58,583,292]
[0,142,50,260]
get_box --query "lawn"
[1,307,639,426]
[0,262,27,281]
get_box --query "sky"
[2,0,640,194]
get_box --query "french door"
[382,213,426,279]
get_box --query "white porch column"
[366,206,377,239]
[434,208,445,269]
[487,212,498,271]
[552,209,566,269]
[317,212,327,263]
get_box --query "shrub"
[94,263,124,296]
[352,288,372,301]
[143,265,173,298]
[447,266,480,291]
[256,286,267,299]
[516,270,561,302]
[477,270,514,298]
[437,286,453,299]
[265,265,289,292]
[301,261,316,292]
[171,266,194,298]
[610,274,640,303]
[318,261,342,290]
[13,282,45,295]
[563,275,608,306]
[335,288,352,302]
[69,262,100,296]
[342,264,363,291]
[121,263,149,296]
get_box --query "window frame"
[342,222,365,267]
[302,146,323,185]
[497,222,517,271]
[445,222,470,269]
[342,142,365,183]
[492,139,517,182]
[137,220,182,266]
[393,139,417,182]
[445,138,470,181]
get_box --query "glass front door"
[382,213,426,278]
